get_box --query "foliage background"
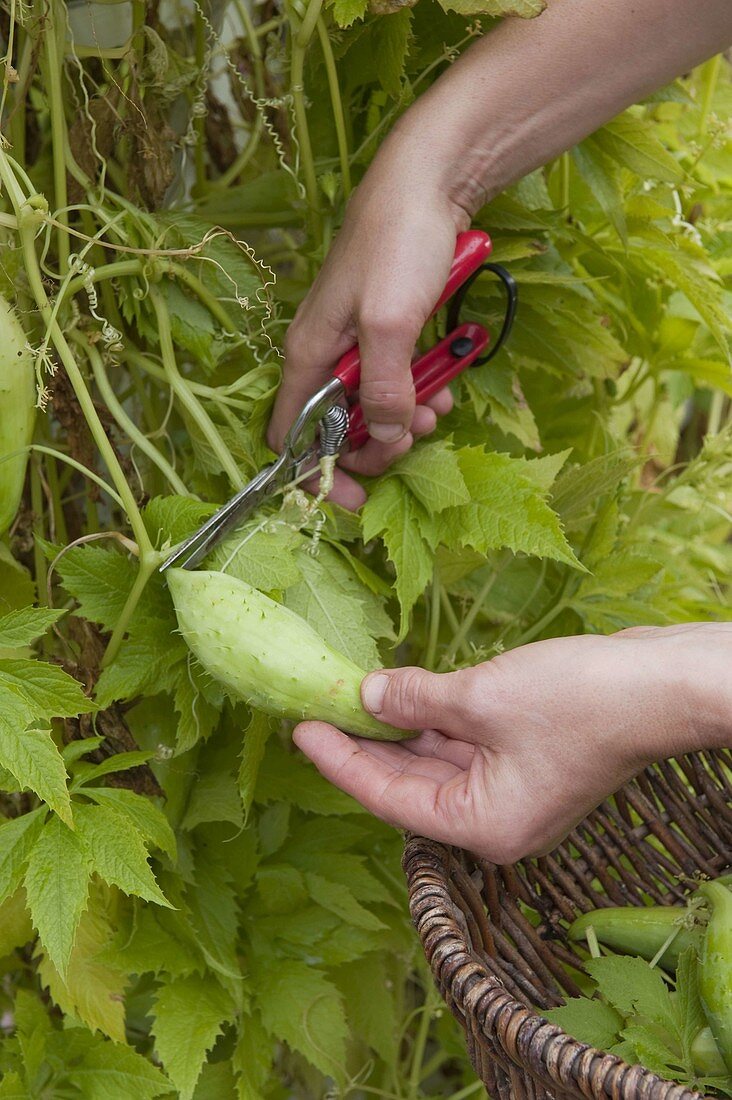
[0,0,730,1096]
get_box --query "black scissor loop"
[446,262,518,366]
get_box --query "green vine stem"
[41,0,70,274]
[439,588,472,664]
[423,572,441,672]
[440,552,509,670]
[288,0,325,234]
[150,287,245,489]
[315,16,352,197]
[212,0,268,191]
[83,339,195,499]
[102,553,161,667]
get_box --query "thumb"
[361,666,460,731]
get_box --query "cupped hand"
[293,624,732,863]
[268,146,468,509]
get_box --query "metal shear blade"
[159,375,348,572]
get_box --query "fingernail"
[362,672,388,714]
[368,422,407,443]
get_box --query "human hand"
[268,141,468,509]
[293,624,732,863]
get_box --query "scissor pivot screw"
[450,336,474,358]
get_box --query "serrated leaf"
[544,997,623,1049]
[283,545,383,667]
[331,0,367,27]
[233,1012,274,1100]
[173,660,221,755]
[255,959,348,1082]
[185,852,241,984]
[63,737,105,765]
[334,954,399,1062]
[94,637,182,708]
[238,711,272,821]
[0,1074,25,1098]
[37,898,128,1042]
[586,956,676,1031]
[72,751,155,786]
[144,496,216,550]
[643,247,730,357]
[391,440,469,512]
[209,524,302,592]
[442,448,583,569]
[152,976,236,1100]
[0,809,45,904]
[305,871,385,931]
[70,1031,172,1099]
[181,768,243,831]
[0,659,91,718]
[362,478,435,641]
[24,815,90,978]
[0,888,33,958]
[56,546,138,632]
[0,695,72,824]
[594,113,681,182]
[0,607,64,649]
[74,803,172,907]
[84,787,177,861]
[573,140,627,242]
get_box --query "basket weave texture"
[403,749,732,1100]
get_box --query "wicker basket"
[403,749,732,1100]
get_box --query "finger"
[293,720,443,831]
[352,735,462,784]
[324,468,367,510]
[360,666,478,733]
[425,387,453,417]
[411,405,437,438]
[356,311,422,442]
[406,728,476,770]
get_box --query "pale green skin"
[0,296,35,534]
[698,881,732,1074]
[167,568,411,741]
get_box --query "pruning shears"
[160,229,517,573]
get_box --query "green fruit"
[691,1026,727,1078]
[167,568,412,741]
[698,882,732,1073]
[568,905,701,971]
[0,295,35,534]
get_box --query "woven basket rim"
[403,833,712,1100]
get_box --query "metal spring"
[319,404,349,456]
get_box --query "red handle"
[333,230,492,395]
[347,322,489,450]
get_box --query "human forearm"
[379,0,732,215]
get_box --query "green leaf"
[163,279,227,372]
[37,897,128,1043]
[331,0,367,27]
[0,888,33,958]
[152,976,236,1100]
[238,711,272,822]
[173,660,221,754]
[56,545,138,632]
[233,1012,274,1100]
[144,496,216,550]
[544,997,623,1049]
[334,954,399,1062]
[593,113,681,182]
[573,140,627,242]
[372,9,412,98]
[69,1031,172,1099]
[94,637,182,708]
[0,1074,26,1098]
[0,607,64,649]
[391,440,469,512]
[24,815,90,978]
[84,787,177,861]
[0,658,91,718]
[305,871,386,931]
[0,696,72,824]
[362,478,435,641]
[72,751,155,786]
[643,246,730,357]
[181,768,244,831]
[255,959,348,1082]
[283,544,383,667]
[209,524,302,592]
[0,809,45,904]
[442,448,583,569]
[74,803,172,907]
[586,956,676,1031]
[185,852,241,984]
